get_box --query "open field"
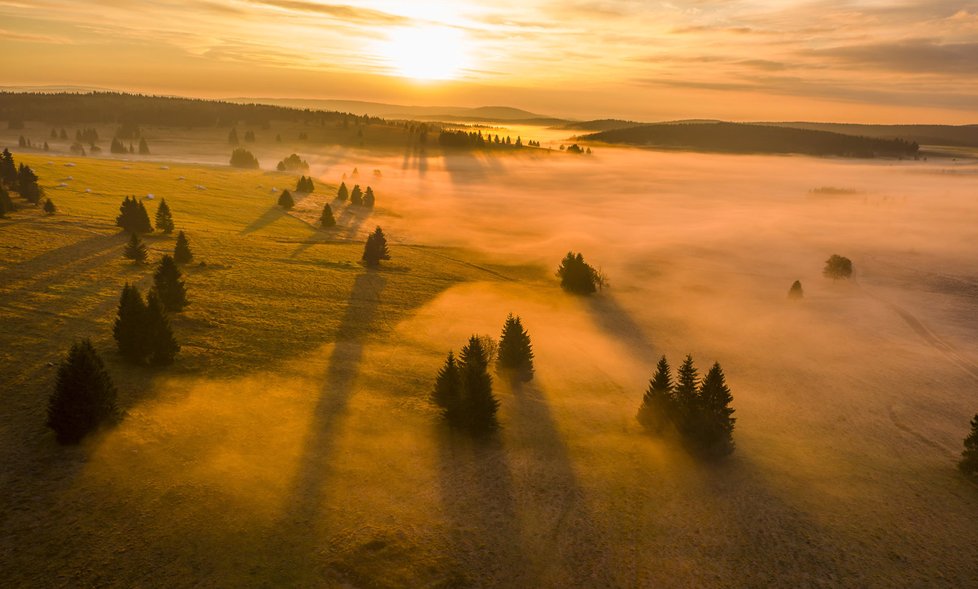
[2,136,978,587]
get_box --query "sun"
[380,26,469,81]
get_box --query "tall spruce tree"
[320,203,336,227]
[278,189,294,209]
[173,230,193,264]
[113,283,148,362]
[0,148,16,187]
[155,198,175,233]
[361,226,390,266]
[123,232,147,263]
[459,335,499,434]
[153,255,188,312]
[496,314,534,382]
[17,163,42,204]
[350,184,363,206]
[637,355,675,434]
[145,289,180,365]
[674,354,700,436]
[364,186,375,208]
[47,339,119,444]
[336,182,349,202]
[959,414,978,477]
[695,362,736,456]
[432,351,463,422]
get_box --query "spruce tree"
[296,176,306,192]
[155,198,175,233]
[60,128,68,140]
[43,198,56,215]
[432,351,463,422]
[695,362,736,456]
[153,254,188,312]
[320,203,336,228]
[459,335,499,434]
[637,355,675,434]
[116,196,153,233]
[336,182,349,202]
[278,189,294,209]
[959,414,978,477]
[361,226,390,266]
[47,339,119,444]
[364,186,375,208]
[0,148,16,187]
[173,230,193,264]
[305,176,314,193]
[496,314,534,382]
[556,252,598,295]
[0,189,9,218]
[145,289,180,365]
[228,128,239,145]
[113,283,148,362]
[788,280,803,299]
[674,354,700,436]
[350,184,363,206]
[123,232,147,263]
[17,164,42,204]
[138,137,150,155]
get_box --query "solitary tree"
[43,198,56,215]
[320,203,336,228]
[788,280,803,299]
[173,230,193,264]
[278,189,295,209]
[145,289,180,365]
[959,414,978,478]
[556,252,599,295]
[695,362,736,456]
[336,182,349,202]
[113,283,148,362]
[123,232,148,263]
[138,137,150,155]
[155,198,175,234]
[496,314,534,382]
[637,356,675,434]
[153,255,188,312]
[350,184,363,206]
[361,226,390,266]
[823,254,853,280]
[47,339,119,444]
[364,186,375,208]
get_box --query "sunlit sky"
[2,1,977,122]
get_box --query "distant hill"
[226,97,548,122]
[581,122,920,158]
[558,119,641,132]
[761,122,978,148]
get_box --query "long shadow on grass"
[586,294,656,361]
[0,231,125,287]
[239,205,287,235]
[435,425,534,587]
[264,270,386,583]
[505,379,618,586]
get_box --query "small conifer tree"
[361,226,390,266]
[695,362,736,456]
[496,314,534,382]
[47,339,119,444]
[320,203,336,228]
[113,283,148,362]
[173,230,193,264]
[336,182,349,202]
[123,232,148,263]
[959,414,978,478]
[138,137,150,155]
[788,280,803,299]
[364,186,375,208]
[350,184,363,206]
[153,254,188,312]
[459,335,499,434]
[674,355,700,436]
[43,198,56,214]
[145,289,180,365]
[637,356,675,434]
[278,189,294,209]
[155,198,175,234]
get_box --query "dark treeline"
[0,92,392,128]
[583,122,920,158]
[438,130,527,150]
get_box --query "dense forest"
[582,122,920,157]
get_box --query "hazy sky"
[2,0,977,122]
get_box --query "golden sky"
[2,0,977,123]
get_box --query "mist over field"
[3,112,978,586]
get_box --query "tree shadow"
[238,205,287,235]
[586,294,656,361]
[336,204,372,241]
[401,140,428,178]
[0,232,124,286]
[264,270,386,583]
[434,425,534,587]
[443,151,490,185]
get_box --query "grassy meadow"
[2,131,978,588]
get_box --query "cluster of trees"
[17,135,47,150]
[115,122,141,139]
[564,144,592,155]
[295,176,315,192]
[823,254,853,280]
[432,315,535,434]
[334,182,375,208]
[0,149,43,207]
[76,128,99,143]
[556,251,605,294]
[361,226,389,266]
[437,130,530,150]
[116,196,153,233]
[230,148,259,169]
[637,355,736,457]
[50,127,69,140]
[244,130,256,142]
[112,280,180,365]
[109,137,149,154]
[277,153,309,171]
[125,228,192,266]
